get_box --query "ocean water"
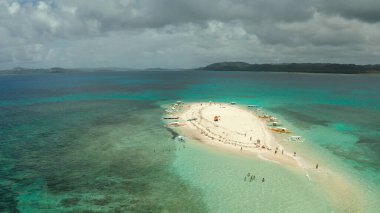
[0,71,379,212]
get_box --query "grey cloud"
[316,0,380,23]
[62,0,315,33]
[255,13,371,47]
[0,0,379,69]
[0,51,12,63]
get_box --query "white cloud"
[0,0,379,69]
[8,2,19,15]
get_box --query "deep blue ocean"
[0,71,379,212]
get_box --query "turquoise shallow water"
[173,141,331,212]
[0,71,379,212]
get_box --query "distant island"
[2,62,380,74]
[198,62,380,74]
[0,67,178,74]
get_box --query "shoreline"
[164,101,369,212]
[182,103,300,167]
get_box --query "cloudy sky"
[1,0,380,69]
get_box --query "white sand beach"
[167,102,299,167]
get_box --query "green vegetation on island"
[198,62,380,74]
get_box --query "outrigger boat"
[268,121,280,127]
[164,117,179,120]
[287,136,305,142]
[270,127,291,133]
[269,116,278,122]
[168,122,186,127]
[259,114,271,119]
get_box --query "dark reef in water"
[0,100,207,212]
[0,185,20,213]
[60,197,80,207]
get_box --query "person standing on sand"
[316,164,319,169]
[240,147,242,151]
[294,152,296,157]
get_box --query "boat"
[259,114,271,118]
[230,102,237,105]
[269,116,278,122]
[288,136,304,142]
[270,127,291,133]
[168,122,186,127]
[268,121,280,126]
[248,105,258,108]
[164,117,179,120]
[187,118,198,121]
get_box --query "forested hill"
[198,62,380,74]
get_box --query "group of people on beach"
[193,107,303,162]
[244,172,265,183]
[274,146,284,155]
